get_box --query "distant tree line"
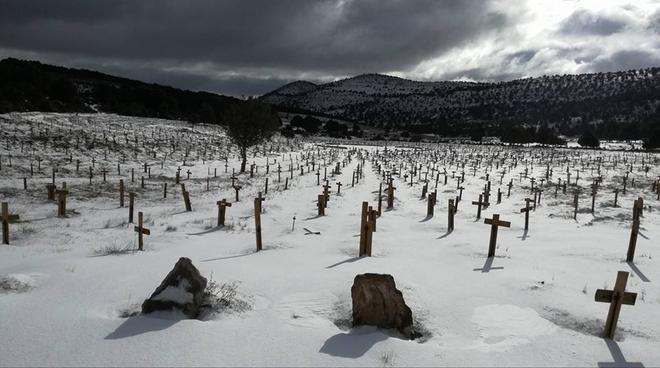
[0,58,238,124]
[282,115,362,138]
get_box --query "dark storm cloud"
[0,0,511,94]
[649,9,660,33]
[588,50,660,72]
[91,63,295,97]
[558,9,629,36]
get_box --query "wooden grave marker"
[216,199,232,227]
[254,192,265,251]
[484,214,510,258]
[595,271,637,339]
[1,202,20,245]
[134,211,150,251]
[56,183,69,217]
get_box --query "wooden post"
[128,192,135,223]
[317,194,326,216]
[46,184,56,200]
[163,182,167,198]
[181,184,192,211]
[448,199,455,231]
[387,179,396,209]
[595,271,637,339]
[119,179,125,207]
[1,202,20,245]
[134,211,150,251]
[627,199,641,262]
[573,191,579,220]
[254,192,265,251]
[484,214,511,258]
[427,191,436,217]
[233,185,242,202]
[56,184,69,217]
[217,199,232,227]
[359,201,368,256]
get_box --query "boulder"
[351,273,414,339]
[142,257,207,318]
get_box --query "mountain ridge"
[262,68,660,138]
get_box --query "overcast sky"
[1,0,659,96]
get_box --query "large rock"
[142,257,207,318]
[351,273,413,339]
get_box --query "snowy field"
[1,113,660,367]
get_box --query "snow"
[151,279,193,304]
[0,112,659,366]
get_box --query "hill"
[0,58,240,123]
[262,70,660,140]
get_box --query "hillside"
[262,70,660,138]
[0,58,240,123]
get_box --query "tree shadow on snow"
[105,313,182,340]
[597,338,644,368]
[319,327,391,358]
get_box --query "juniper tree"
[225,99,281,173]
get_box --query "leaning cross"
[484,214,510,258]
[1,202,20,245]
[595,271,637,339]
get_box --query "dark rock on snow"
[142,257,207,318]
[351,273,414,339]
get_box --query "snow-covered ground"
[1,113,659,367]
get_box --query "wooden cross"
[56,184,69,217]
[134,211,150,251]
[186,169,192,180]
[254,192,265,251]
[484,214,510,258]
[1,202,20,245]
[520,198,533,231]
[216,199,232,227]
[595,271,637,339]
[101,168,108,182]
[336,181,342,195]
[472,194,486,220]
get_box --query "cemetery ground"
[1,113,660,367]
